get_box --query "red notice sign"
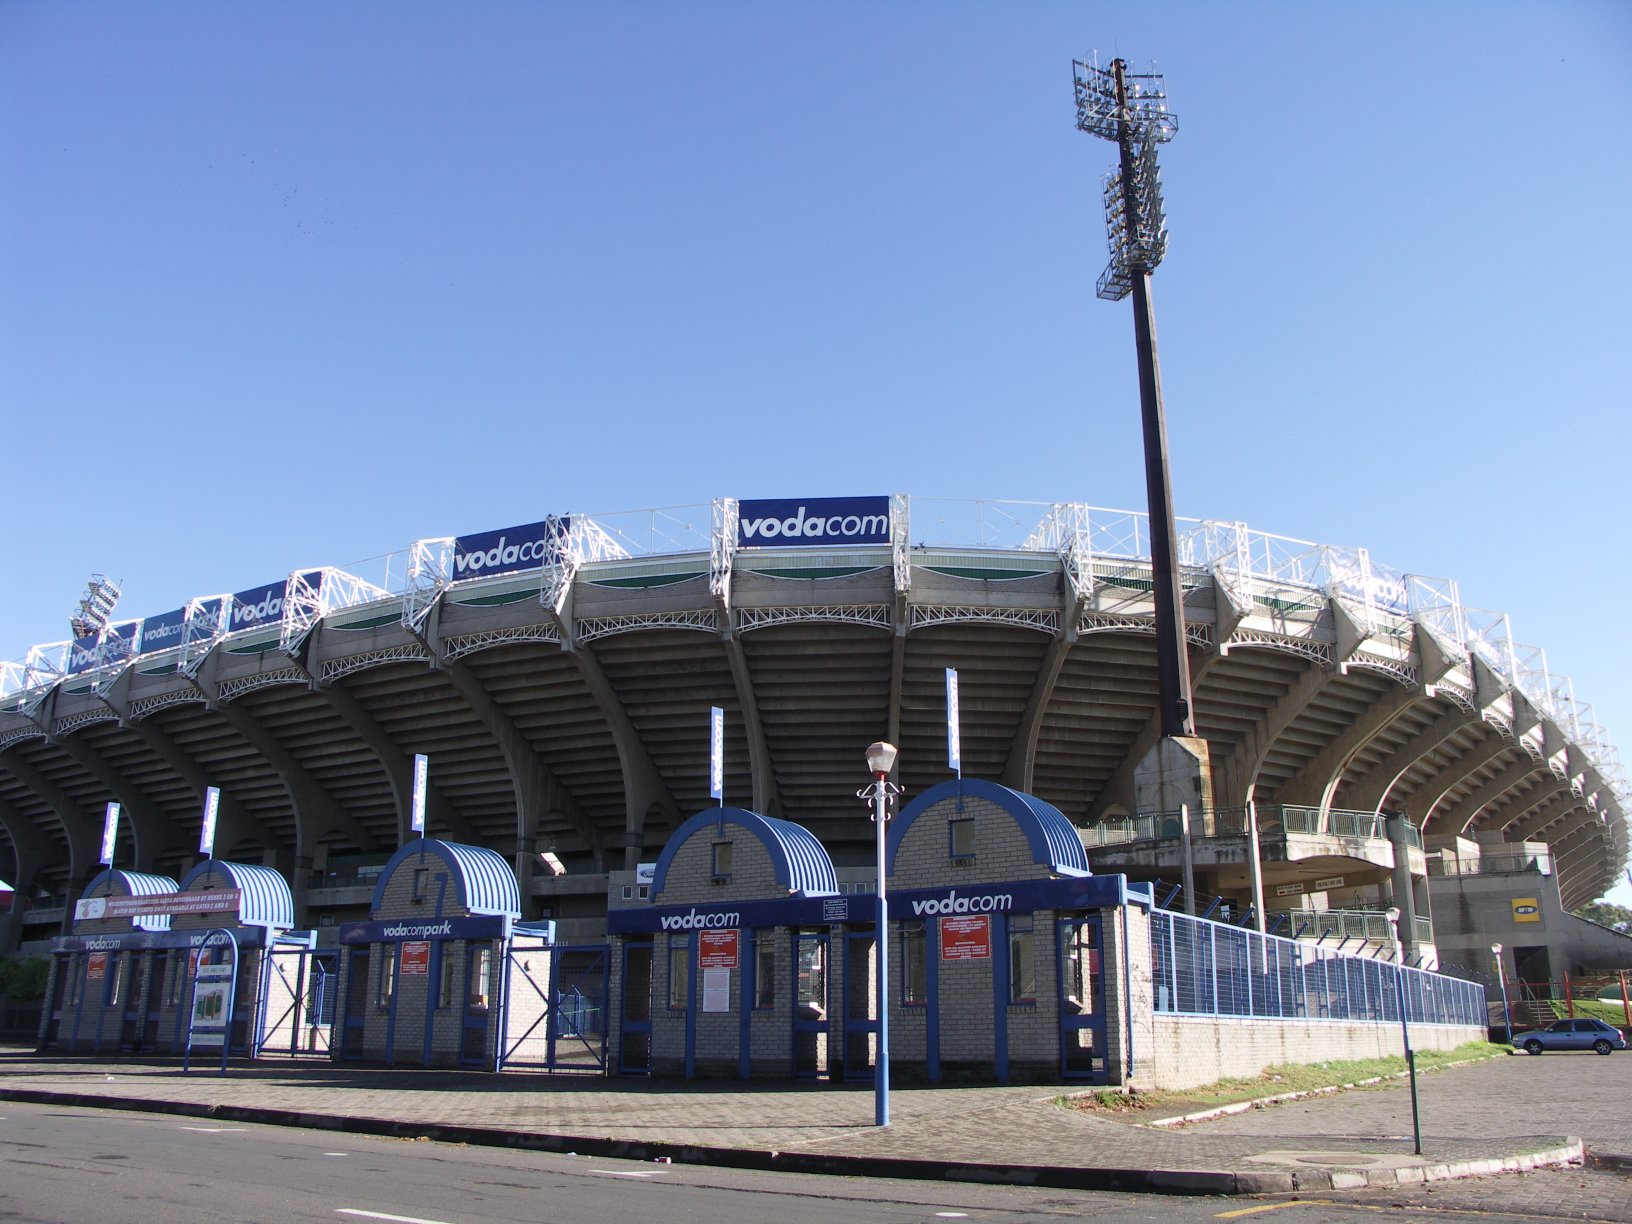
[400,941,432,976]
[698,928,739,969]
[939,914,991,961]
[86,951,108,980]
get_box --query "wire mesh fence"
[1151,909,1485,1026]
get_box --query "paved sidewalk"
[0,1045,1585,1197]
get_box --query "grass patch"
[1060,1040,1505,1119]
[1548,999,1632,1027]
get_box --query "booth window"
[106,955,125,1007]
[378,951,396,1009]
[711,840,733,883]
[167,951,184,1005]
[668,936,690,1010]
[901,921,927,1004]
[1008,915,1036,1005]
[949,818,976,862]
[754,932,776,1009]
[412,867,429,903]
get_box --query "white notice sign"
[702,966,731,1013]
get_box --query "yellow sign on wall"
[1512,898,1541,923]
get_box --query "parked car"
[1512,1017,1628,1055]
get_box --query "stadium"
[3,492,1627,996]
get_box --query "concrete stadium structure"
[2,496,1627,965]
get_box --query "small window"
[438,949,456,1009]
[107,955,125,1007]
[468,946,492,1010]
[901,921,927,1005]
[1008,915,1036,1004]
[412,867,429,902]
[668,937,690,1010]
[950,818,975,860]
[378,951,397,1009]
[712,840,733,882]
[754,932,776,1010]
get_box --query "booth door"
[619,940,654,1075]
[42,954,71,1048]
[120,954,148,1051]
[842,929,877,1083]
[793,930,830,1080]
[460,944,494,1067]
[144,955,170,1050]
[340,949,370,1060]
[1057,916,1108,1082]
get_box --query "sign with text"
[99,803,120,867]
[98,889,242,920]
[939,914,992,961]
[452,516,570,582]
[736,496,890,548]
[410,754,428,834]
[1512,897,1541,923]
[709,706,724,801]
[400,941,432,975]
[946,668,961,775]
[199,786,221,857]
[86,951,108,980]
[698,928,740,969]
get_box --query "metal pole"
[874,773,890,1127]
[1492,944,1512,1046]
[1113,59,1194,740]
[1389,912,1422,1155]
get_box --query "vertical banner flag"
[411,753,429,834]
[709,706,725,803]
[100,802,120,866]
[946,667,962,776]
[199,786,221,857]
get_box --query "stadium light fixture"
[70,574,122,640]
[1073,54,1195,740]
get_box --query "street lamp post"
[1491,942,1512,1046]
[1386,906,1423,1155]
[860,741,901,1127]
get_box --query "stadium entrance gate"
[258,944,337,1058]
[500,943,609,1073]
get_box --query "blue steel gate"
[500,944,609,1072]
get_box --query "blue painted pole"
[874,773,890,1127]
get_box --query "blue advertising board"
[138,607,187,655]
[736,496,891,548]
[451,516,570,581]
[67,634,101,675]
[67,622,138,674]
[228,573,321,633]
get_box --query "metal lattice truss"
[443,624,563,663]
[909,605,1058,634]
[52,710,119,737]
[736,605,891,634]
[319,644,432,686]
[282,568,391,655]
[543,517,631,617]
[178,595,233,679]
[577,610,719,644]
[127,689,205,721]
[218,666,310,705]
[0,725,43,751]
[403,537,454,633]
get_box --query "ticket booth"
[41,869,178,1054]
[606,807,845,1080]
[334,838,524,1070]
[162,859,306,1058]
[884,778,1137,1084]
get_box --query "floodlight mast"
[1074,55,1195,739]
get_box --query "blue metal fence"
[1151,910,1484,1027]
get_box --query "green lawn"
[1060,1041,1506,1120]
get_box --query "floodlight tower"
[1074,55,1193,740]
[70,574,122,640]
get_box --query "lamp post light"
[1386,906,1423,1155]
[1491,942,1512,1046]
[860,741,902,1127]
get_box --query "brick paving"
[1,1043,1619,1204]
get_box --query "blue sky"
[2,2,1629,903]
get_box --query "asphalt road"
[6,1098,1629,1224]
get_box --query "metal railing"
[1427,849,1553,878]
[1152,908,1482,1025]
[1078,805,1420,848]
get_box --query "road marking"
[590,1170,657,1178]
[336,1211,457,1224]
[935,1215,971,1219]
[178,1126,247,1133]
[324,1152,350,1157]
[1216,1204,1334,1219]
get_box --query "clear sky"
[2,2,1629,903]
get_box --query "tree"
[0,955,49,1002]
[1573,900,1632,934]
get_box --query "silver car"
[1512,1017,1628,1055]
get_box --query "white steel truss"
[282,568,391,655]
[218,666,310,704]
[908,605,1058,634]
[735,605,890,634]
[576,609,719,643]
[402,537,454,634]
[318,644,432,686]
[127,689,206,721]
[443,624,562,663]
